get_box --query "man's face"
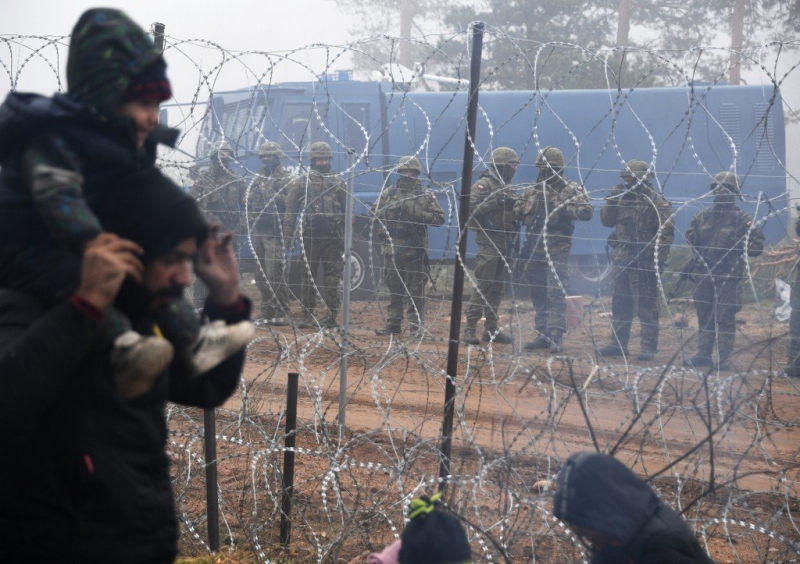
[143,238,198,306]
[261,156,279,168]
[312,157,331,168]
[713,183,737,204]
[117,99,160,149]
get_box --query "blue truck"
[191,77,787,296]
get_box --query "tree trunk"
[730,0,745,85]
[617,0,632,47]
[399,0,414,69]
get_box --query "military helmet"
[712,171,740,193]
[309,141,333,160]
[620,159,653,181]
[535,146,565,169]
[212,139,233,157]
[258,140,284,159]
[397,156,422,173]
[491,147,520,166]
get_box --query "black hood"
[553,452,660,544]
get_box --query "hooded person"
[553,452,715,564]
[0,9,250,397]
[397,493,472,564]
[0,167,252,563]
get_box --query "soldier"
[683,172,764,370]
[191,141,248,306]
[463,147,520,345]
[514,146,593,353]
[788,215,800,378]
[373,156,445,337]
[597,160,674,361]
[192,141,247,234]
[284,141,347,328]
[248,140,293,325]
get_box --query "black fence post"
[439,21,485,493]
[280,372,299,545]
[204,408,220,551]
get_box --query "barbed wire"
[2,27,799,563]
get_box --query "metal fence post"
[280,372,300,545]
[203,408,220,551]
[339,148,356,432]
[152,22,165,53]
[439,21,485,493]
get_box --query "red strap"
[70,294,104,321]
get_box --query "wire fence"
[2,25,800,563]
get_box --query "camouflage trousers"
[526,252,570,334]
[789,263,800,369]
[298,234,343,317]
[252,234,289,319]
[465,234,512,330]
[383,248,427,329]
[608,263,661,352]
[692,275,740,363]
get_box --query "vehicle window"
[343,103,370,151]
[278,103,329,152]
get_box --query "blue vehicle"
[192,78,787,296]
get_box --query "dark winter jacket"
[0,289,250,563]
[554,453,715,564]
[0,8,177,249]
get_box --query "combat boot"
[637,349,656,361]
[548,330,564,354]
[320,314,338,328]
[297,314,316,329]
[597,344,627,358]
[408,323,425,340]
[684,355,713,368]
[524,333,550,351]
[375,325,401,336]
[484,327,513,345]
[463,325,480,345]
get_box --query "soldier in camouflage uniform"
[463,147,520,345]
[683,172,764,370]
[284,141,347,328]
[373,156,445,337]
[787,216,800,378]
[248,141,293,325]
[190,141,248,306]
[597,160,675,361]
[192,141,247,234]
[514,146,593,353]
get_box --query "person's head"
[211,141,235,171]
[67,9,171,147]
[490,147,519,183]
[103,168,209,309]
[620,160,653,187]
[711,171,740,206]
[398,493,471,564]
[258,140,285,170]
[535,146,565,182]
[309,141,333,173]
[397,156,422,179]
[553,452,660,554]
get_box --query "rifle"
[666,254,700,304]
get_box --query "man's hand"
[194,224,241,307]
[75,233,145,310]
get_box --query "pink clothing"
[368,539,401,564]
